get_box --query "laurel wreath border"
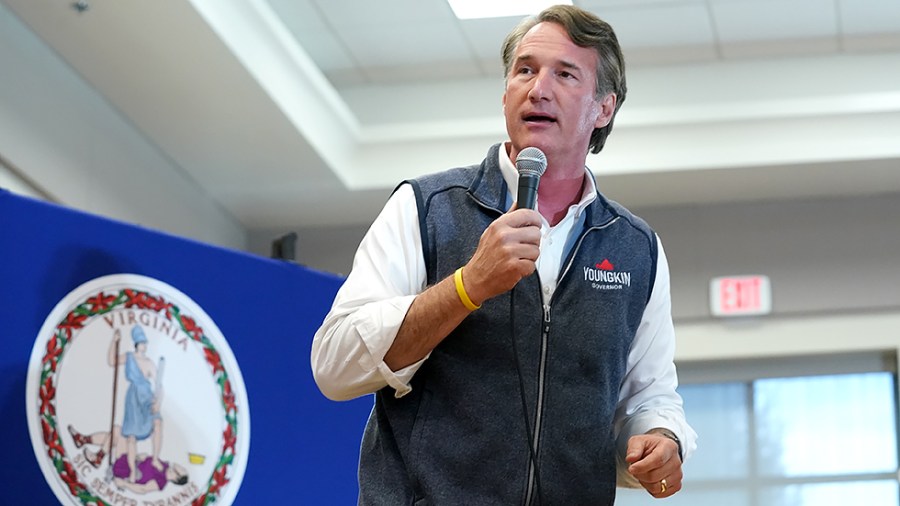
[37,288,239,506]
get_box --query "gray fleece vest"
[359,143,658,506]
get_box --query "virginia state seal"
[26,274,250,505]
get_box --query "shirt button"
[543,285,551,294]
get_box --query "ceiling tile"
[457,16,522,60]
[362,60,483,85]
[600,4,716,48]
[338,20,471,65]
[838,0,900,35]
[265,0,317,26]
[265,0,357,71]
[577,0,699,8]
[711,0,838,42]
[323,67,371,88]
[262,0,900,86]
[626,45,718,66]
[720,37,839,60]
[313,0,453,28]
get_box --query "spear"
[106,331,120,482]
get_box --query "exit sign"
[710,275,772,317]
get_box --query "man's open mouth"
[524,113,556,123]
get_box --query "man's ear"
[595,93,616,129]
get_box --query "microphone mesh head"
[516,147,547,177]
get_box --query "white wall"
[642,193,900,320]
[645,193,900,372]
[249,224,369,276]
[0,3,247,251]
[677,310,900,364]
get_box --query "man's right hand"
[384,206,542,371]
[462,206,542,306]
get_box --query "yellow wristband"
[454,267,481,311]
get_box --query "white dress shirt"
[311,145,697,479]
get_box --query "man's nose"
[527,70,552,102]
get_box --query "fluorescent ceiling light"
[447,0,572,20]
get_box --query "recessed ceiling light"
[447,0,572,20]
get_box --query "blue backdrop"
[0,189,371,503]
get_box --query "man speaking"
[312,5,696,504]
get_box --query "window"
[616,371,899,506]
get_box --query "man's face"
[503,22,615,169]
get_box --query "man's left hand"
[625,430,683,498]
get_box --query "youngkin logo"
[26,274,249,506]
[584,259,631,290]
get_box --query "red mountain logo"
[596,259,614,271]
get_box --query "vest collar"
[468,143,617,227]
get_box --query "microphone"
[515,147,547,210]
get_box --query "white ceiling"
[3,0,900,230]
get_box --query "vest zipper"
[524,303,551,506]
[523,217,619,505]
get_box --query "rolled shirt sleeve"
[613,239,698,486]
[310,184,428,400]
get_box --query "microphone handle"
[517,174,540,210]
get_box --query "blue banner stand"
[0,189,371,503]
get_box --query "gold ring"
[659,478,668,494]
